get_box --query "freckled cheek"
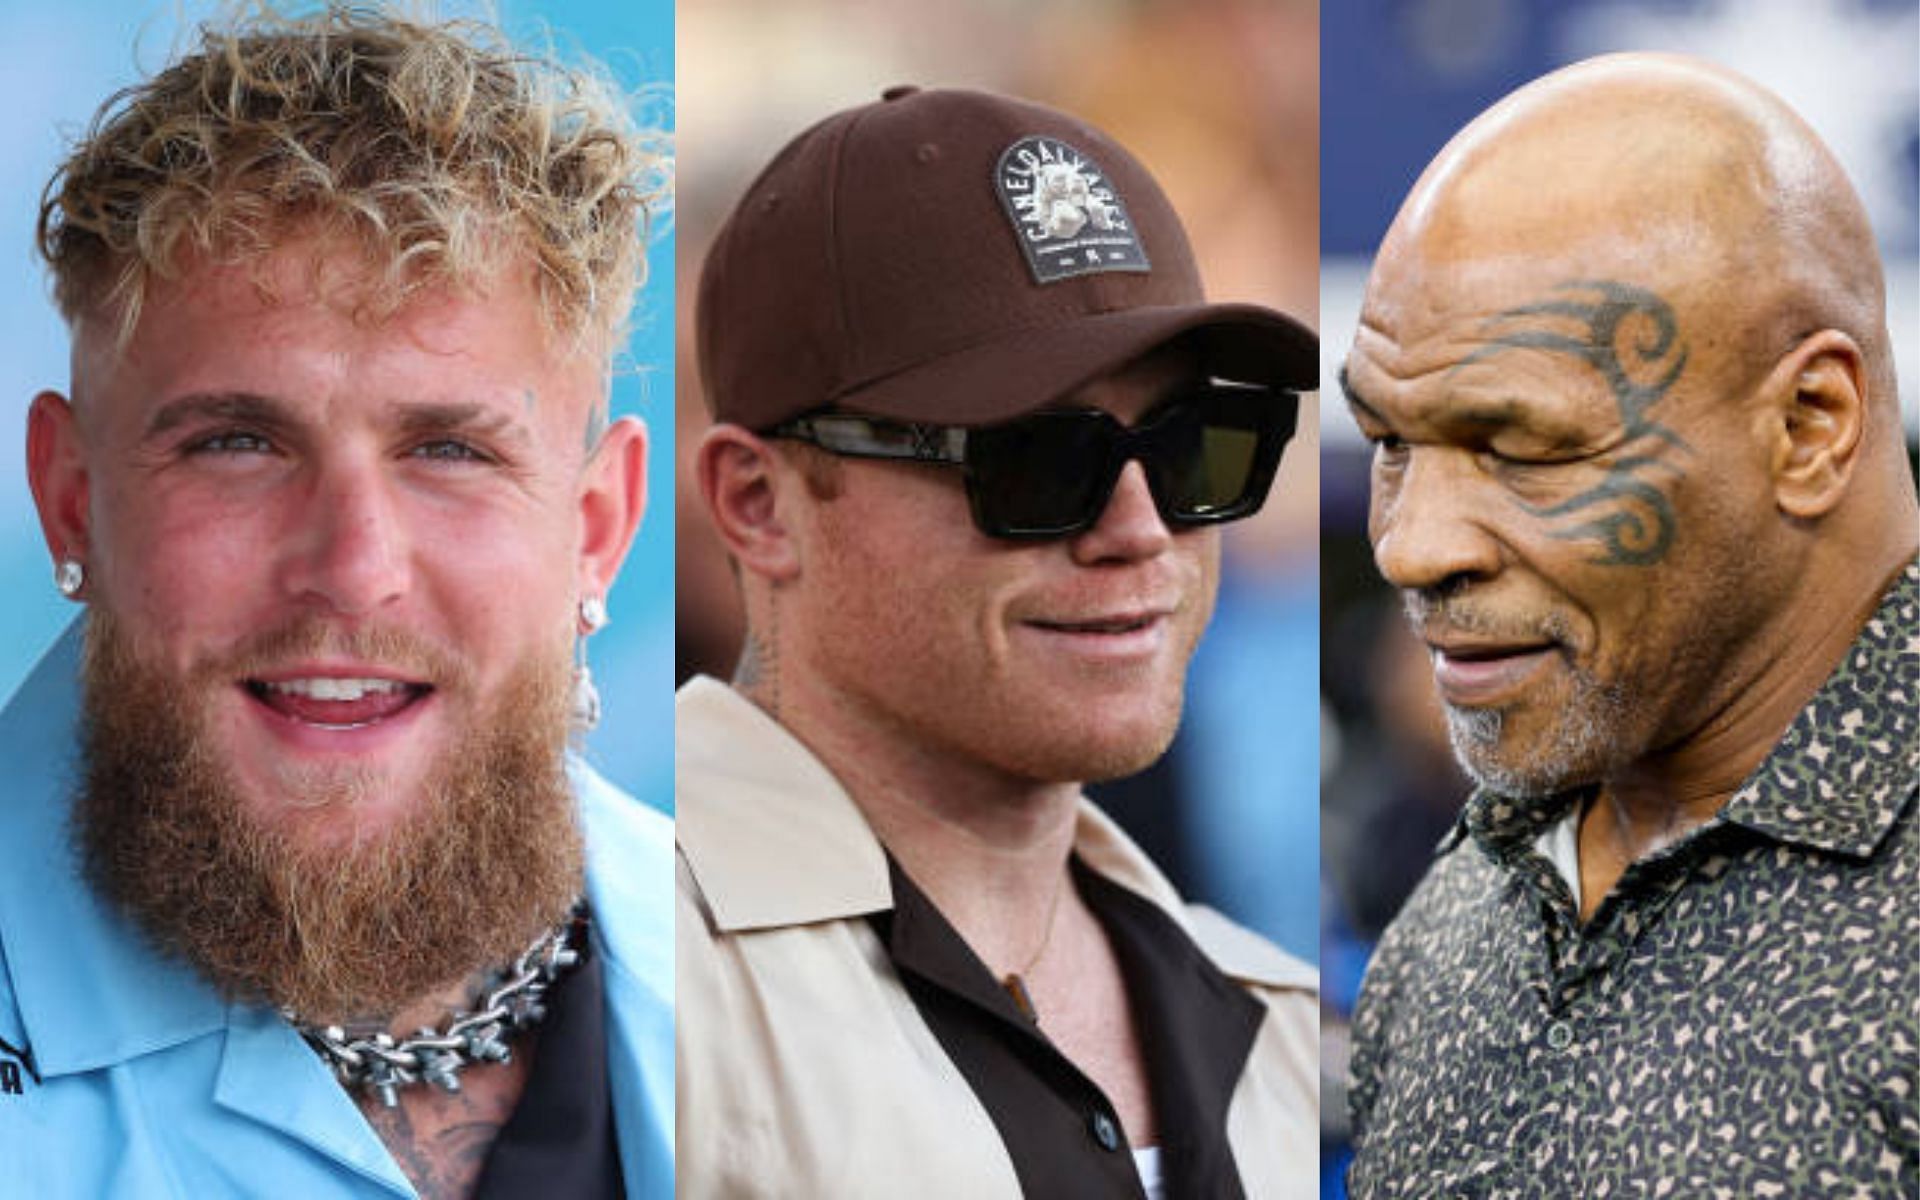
[857,557,1012,679]
[975,584,1019,668]
[404,506,580,655]
[90,483,278,648]
[893,563,1000,663]
[1189,538,1222,628]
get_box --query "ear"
[697,423,801,583]
[577,414,648,607]
[26,390,91,585]
[1763,330,1866,520]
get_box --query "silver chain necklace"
[286,902,587,1109]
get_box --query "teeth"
[265,677,406,702]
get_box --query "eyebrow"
[144,392,535,449]
[144,392,295,440]
[1336,365,1541,437]
[1336,364,1387,427]
[395,401,533,449]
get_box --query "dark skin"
[1344,54,1919,920]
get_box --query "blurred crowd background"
[0,0,677,810]
[676,0,1326,973]
[1319,1,1918,1193]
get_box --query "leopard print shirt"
[1348,562,1918,1198]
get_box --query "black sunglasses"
[766,380,1299,540]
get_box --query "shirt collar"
[675,675,1313,992]
[0,620,228,1077]
[1718,558,1918,857]
[1456,559,1919,862]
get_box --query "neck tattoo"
[286,902,588,1108]
[1001,873,1067,1025]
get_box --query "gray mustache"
[1400,591,1574,645]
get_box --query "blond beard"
[73,609,584,1024]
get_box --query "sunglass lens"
[1141,388,1276,522]
[967,412,1114,536]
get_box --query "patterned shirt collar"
[1722,559,1919,857]
[1453,558,1919,861]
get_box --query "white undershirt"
[1133,1146,1165,1199]
[1534,807,1583,911]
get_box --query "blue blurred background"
[0,0,675,812]
[1319,2,1919,1193]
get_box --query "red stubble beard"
[72,608,584,1024]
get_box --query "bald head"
[1373,53,1893,417]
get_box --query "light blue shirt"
[0,624,674,1197]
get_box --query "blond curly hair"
[38,3,667,354]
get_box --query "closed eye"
[1483,441,1605,469]
[1368,431,1409,464]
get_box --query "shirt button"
[1546,1021,1574,1051]
[1089,1110,1121,1152]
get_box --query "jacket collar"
[675,676,1314,992]
[675,675,892,930]
[0,621,229,1078]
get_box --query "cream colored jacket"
[675,676,1319,1198]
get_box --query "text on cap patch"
[994,135,1150,285]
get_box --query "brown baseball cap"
[697,85,1317,430]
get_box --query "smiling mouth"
[1432,642,1553,662]
[1029,614,1163,635]
[244,677,433,730]
[1427,641,1558,705]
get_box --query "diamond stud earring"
[54,559,85,599]
[580,594,609,634]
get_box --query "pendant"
[1002,973,1039,1024]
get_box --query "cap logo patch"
[995,135,1150,284]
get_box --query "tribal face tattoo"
[1454,280,1692,567]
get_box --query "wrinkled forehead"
[1362,112,1776,390]
[1347,254,1708,437]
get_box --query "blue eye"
[409,439,489,462]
